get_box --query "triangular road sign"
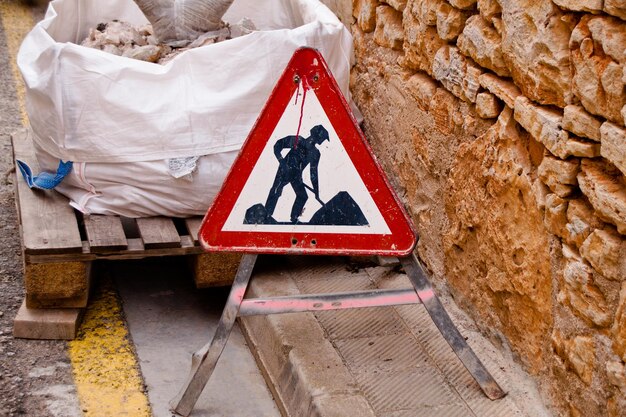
[199,47,416,256]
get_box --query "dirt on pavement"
[0,2,79,416]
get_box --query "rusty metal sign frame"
[170,253,506,416]
[170,48,505,416]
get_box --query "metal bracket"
[170,253,506,416]
[400,253,507,400]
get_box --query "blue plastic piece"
[16,159,73,190]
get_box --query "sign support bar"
[400,253,507,401]
[170,254,506,416]
[170,254,257,417]
[239,287,420,316]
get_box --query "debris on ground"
[80,18,256,64]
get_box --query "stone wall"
[321,0,626,415]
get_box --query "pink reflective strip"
[239,290,420,315]
[417,289,434,301]
[233,286,247,302]
[335,291,419,309]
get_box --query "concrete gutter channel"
[239,256,551,417]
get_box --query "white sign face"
[221,85,391,235]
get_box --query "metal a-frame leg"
[170,254,258,417]
[400,253,506,400]
[170,252,504,416]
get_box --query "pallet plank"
[26,237,201,263]
[136,217,181,249]
[11,129,83,254]
[185,217,203,245]
[83,214,127,252]
[13,300,83,340]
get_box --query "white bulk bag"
[18,0,354,217]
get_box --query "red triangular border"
[199,47,416,256]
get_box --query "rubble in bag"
[80,18,256,64]
[81,21,165,62]
[160,18,255,64]
[133,0,235,46]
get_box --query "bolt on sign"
[198,47,416,256]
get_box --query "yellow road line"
[2,3,152,415]
[0,0,32,125]
[68,276,151,417]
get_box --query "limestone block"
[514,96,565,152]
[457,15,510,77]
[538,155,580,198]
[563,105,602,142]
[435,2,470,41]
[477,0,501,20]
[444,109,552,372]
[354,0,379,32]
[608,395,626,417]
[514,96,601,159]
[605,0,626,20]
[578,159,626,234]
[613,282,626,361]
[601,122,626,177]
[475,92,501,118]
[25,262,91,309]
[606,361,626,392]
[561,242,581,260]
[374,5,404,50]
[411,0,442,26]
[401,10,446,74]
[491,15,503,34]
[533,179,550,211]
[513,95,555,137]
[499,0,574,107]
[552,0,603,13]
[565,216,592,249]
[406,71,438,110]
[429,87,461,134]
[432,45,482,102]
[464,65,482,104]
[479,73,521,108]
[565,199,604,248]
[383,0,407,11]
[563,137,602,158]
[562,254,612,327]
[448,0,477,10]
[570,15,626,124]
[580,229,626,282]
[552,331,596,385]
[568,199,605,229]
[544,193,569,238]
[586,16,626,63]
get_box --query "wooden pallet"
[11,128,240,339]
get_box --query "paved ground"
[0,2,279,416]
[0,2,553,417]
[114,257,280,417]
[241,256,552,417]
